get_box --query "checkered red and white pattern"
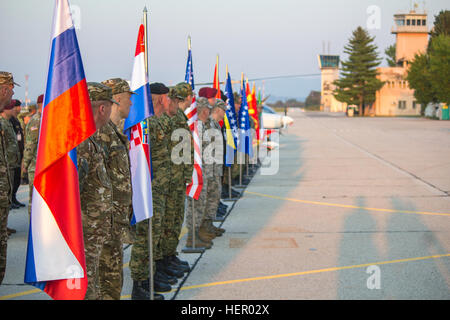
[129,123,143,149]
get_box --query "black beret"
[14,99,21,106]
[150,82,169,94]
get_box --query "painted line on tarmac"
[245,191,450,217]
[175,253,450,293]
[4,253,449,300]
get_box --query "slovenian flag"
[24,0,95,300]
[125,24,154,225]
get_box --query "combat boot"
[169,255,189,267]
[131,280,164,300]
[166,255,190,273]
[156,259,184,279]
[198,223,216,241]
[185,230,212,249]
[155,269,177,285]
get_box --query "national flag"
[224,70,238,166]
[249,82,260,142]
[24,0,95,300]
[213,55,224,127]
[184,39,203,200]
[238,78,253,157]
[125,23,154,225]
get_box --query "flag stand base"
[182,246,206,254]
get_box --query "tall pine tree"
[333,27,384,116]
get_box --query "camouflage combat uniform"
[0,120,12,285]
[95,78,135,300]
[23,111,41,214]
[0,116,20,185]
[77,82,117,300]
[203,116,223,221]
[96,120,132,300]
[0,71,17,284]
[161,108,193,257]
[130,114,171,281]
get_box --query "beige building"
[317,55,347,112]
[372,10,429,116]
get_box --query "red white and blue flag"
[125,24,154,225]
[24,0,95,300]
[184,41,203,200]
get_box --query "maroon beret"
[198,87,217,99]
[3,99,16,110]
[37,94,44,104]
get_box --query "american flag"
[184,41,203,200]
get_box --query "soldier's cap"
[198,87,217,99]
[3,99,16,110]
[0,71,20,87]
[87,82,119,105]
[169,82,193,100]
[196,97,210,110]
[212,98,227,111]
[150,82,169,95]
[14,99,21,106]
[101,78,136,95]
[37,94,44,104]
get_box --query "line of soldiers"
[0,69,258,300]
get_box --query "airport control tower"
[317,55,346,112]
[391,9,429,66]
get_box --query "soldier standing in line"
[9,99,25,208]
[130,82,172,300]
[0,101,21,213]
[0,71,17,285]
[22,94,43,215]
[199,99,226,242]
[96,78,135,300]
[159,83,194,274]
[77,82,116,300]
[184,97,213,249]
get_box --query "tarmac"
[1,110,449,300]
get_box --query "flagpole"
[143,6,154,301]
[182,36,205,254]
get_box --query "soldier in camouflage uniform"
[96,78,135,300]
[130,83,172,300]
[185,97,213,249]
[160,83,194,272]
[0,71,17,285]
[199,99,227,241]
[77,82,116,300]
[0,101,21,211]
[22,94,43,215]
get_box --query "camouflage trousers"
[0,206,9,285]
[129,193,166,281]
[161,185,185,257]
[27,170,35,215]
[186,178,208,233]
[82,214,112,300]
[98,205,129,300]
[205,177,222,220]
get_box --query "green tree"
[428,10,450,51]
[429,34,450,105]
[333,27,384,116]
[406,53,437,114]
[385,44,397,67]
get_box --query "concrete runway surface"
[1,110,449,300]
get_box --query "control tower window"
[422,19,426,25]
[412,19,416,26]
[407,19,411,26]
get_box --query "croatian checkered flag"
[124,24,154,224]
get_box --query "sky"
[0,0,449,103]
